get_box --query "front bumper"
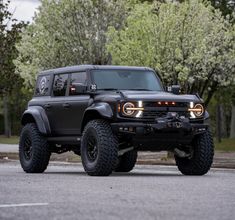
[111,119,208,150]
[111,120,208,135]
[111,117,209,151]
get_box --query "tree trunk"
[216,104,222,142]
[230,105,235,138]
[221,105,227,138]
[3,95,11,137]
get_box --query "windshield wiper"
[97,88,156,91]
[127,89,154,91]
[97,88,119,91]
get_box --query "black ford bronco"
[19,65,214,176]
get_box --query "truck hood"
[94,90,202,103]
[121,91,200,102]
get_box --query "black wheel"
[81,120,118,176]
[115,150,137,172]
[19,123,51,173]
[175,130,214,175]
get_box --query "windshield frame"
[90,69,164,91]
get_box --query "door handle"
[63,103,70,108]
[44,104,51,109]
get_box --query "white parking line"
[0,203,49,208]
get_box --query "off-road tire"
[81,120,118,176]
[175,130,214,175]
[115,150,137,172]
[19,123,51,173]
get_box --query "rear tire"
[175,130,214,175]
[115,150,137,172]
[81,120,118,176]
[19,123,51,173]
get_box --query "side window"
[53,74,69,96]
[69,72,87,95]
[35,75,51,96]
[70,72,87,85]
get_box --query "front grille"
[145,102,188,108]
[142,101,190,120]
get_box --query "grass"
[0,135,19,145]
[0,135,234,151]
[214,138,235,152]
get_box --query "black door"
[62,72,90,135]
[45,72,90,136]
[45,73,70,136]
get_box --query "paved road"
[0,162,235,220]
[0,144,18,153]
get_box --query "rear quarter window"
[35,75,51,96]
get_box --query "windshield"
[91,69,163,91]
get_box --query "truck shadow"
[44,171,182,177]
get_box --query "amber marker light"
[157,101,176,106]
[118,104,121,113]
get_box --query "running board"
[47,136,81,145]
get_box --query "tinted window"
[91,70,162,91]
[69,72,87,95]
[53,74,68,96]
[70,72,87,85]
[35,75,51,96]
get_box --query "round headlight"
[194,104,204,117]
[122,102,135,116]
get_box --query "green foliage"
[15,0,128,88]
[0,135,19,144]
[215,138,235,151]
[0,0,29,136]
[107,0,235,106]
[0,0,27,95]
[209,0,235,17]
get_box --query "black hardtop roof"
[39,65,154,75]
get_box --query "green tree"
[0,0,27,137]
[208,0,235,138]
[15,0,128,88]
[107,0,235,106]
[209,0,235,17]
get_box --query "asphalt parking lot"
[0,161,235,220]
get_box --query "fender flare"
[204,110,209,120]
[85,102,113,118]
[81,102,113,130]
[21,106,51,135]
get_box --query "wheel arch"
[81,102,114,132]
[21,106,51,135]
[204,110,210,120]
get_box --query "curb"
[1,152,235,169]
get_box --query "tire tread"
[19,123,51,173]
[175,130,214,175]
[81,120,118,176]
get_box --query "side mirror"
[70,83,87,95]
[167,85,180,95]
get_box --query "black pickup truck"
[19,65,214,176]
